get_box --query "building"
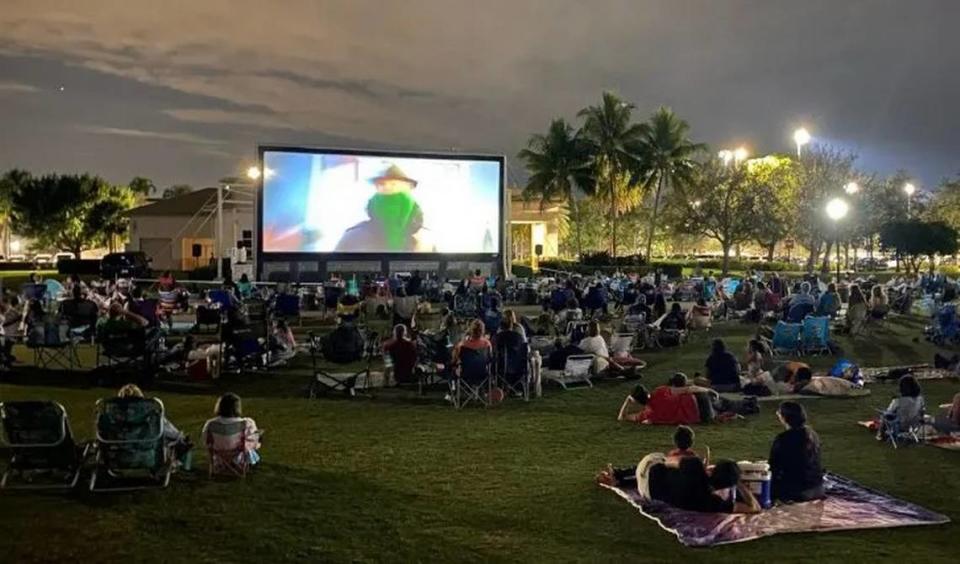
[508,187,565,265]
[125,185,254,271]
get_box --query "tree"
[928,175,960,232]
[672,158,756,274]
[879,219,959,275]
[10,173,136,257]
[517,119,592,258]
[0,169,31,256]
[162,184,193,199]
[744,155,800,260]
[577,91,646,258]
[794,145,858,272]
[636,106,704,261]
[129,176,155,198]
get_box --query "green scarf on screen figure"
[334,164,436,253]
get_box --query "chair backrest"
[134,299,160,327]
[322,325,366,364]
[787,302,815,323]
[22,283,47,301]
[275,294,301,316]
[772,321,802,350]
[459,346,490,384]
[63,299,100,328]
[205,418,247,453]
[196,304,222,326]
[564,354,595,377]
[0,401,69,446]
[495,332,528,377]
[95,397,165,469]
[99,326,147,356]
[610,333,635,355]
[208,290,234,310]
[802,316,830,345]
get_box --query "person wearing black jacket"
[769,401,825,503]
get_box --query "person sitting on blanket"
[772,361,812,393]
[770,401,825,502]
[667,425,703,464]
[202,393,262,466]
[702,338,741,393]
[876,375,926,440]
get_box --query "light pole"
[826,198,849,282]
[793,128,811,159]
[903,182,916,217]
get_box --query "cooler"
[738,460,772,509]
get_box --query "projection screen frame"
[256,145,506,277]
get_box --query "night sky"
[1,0,958,190]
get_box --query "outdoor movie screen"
[260,149,503,254]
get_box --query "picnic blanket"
[601,472,948,547]
[861,366,955,383]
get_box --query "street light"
[844,181,860,195]
[793,128,811,158]
[718,150,733,166]
[826,197,849,282]
[246,166,261,180]
[903,182,916,217]
[734,147,748,164]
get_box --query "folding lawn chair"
[454,346,493,409]
[60,298,99,343]
[610,333,636,356]
[801,316,831,355]
[89,397,173,492]
[204,418,261,478]
[96,327,158,378]
[194,304,223,335]
[859,304,891,336]
[274,293,302,326]
[771,321,802,356]
[495,333,530,401]
[0,401,89,490]
[307,328,376,397]
[542,354,595,390]
[876,403,927,449]
[26,321,81,371]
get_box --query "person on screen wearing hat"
[334,164,437,252]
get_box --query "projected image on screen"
[261,151,501,254]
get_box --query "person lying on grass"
[617,374,757,425]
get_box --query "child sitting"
[667,425,702,463]
[877,375,926,440]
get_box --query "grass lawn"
[0,309,958,563]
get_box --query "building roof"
[126,186,255,217]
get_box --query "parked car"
[33,253,55,267]
[100,252,151,280]
[8,254,27,263]
[54,252,75,263]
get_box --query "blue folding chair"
[801,316,831,355]
[274,293,301,325]
[771,321,802,356]
[208,290,234,311]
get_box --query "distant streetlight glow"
[826,197,849,282]
[718,150,733,166]
[10,240,21,253]
[844,181,860,195]
[692,199,702,208]
[826,198,849,221]
[793,127,811,158]
[246,166,261,180]
[734,147,749,163]
[903,182,916,196]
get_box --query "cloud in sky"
[0,81,39,93]
[0,0,959,187]
[78,125,225,146]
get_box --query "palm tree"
[518,119,592,258]
[638,106,704,261]
[577,92,646,257]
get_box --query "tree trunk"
[610,180,617,258]
[766,242,776,262]
[572,197,583,260]
[820,239,833,273]
[721,241,732,275]
[644,174,665,262]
